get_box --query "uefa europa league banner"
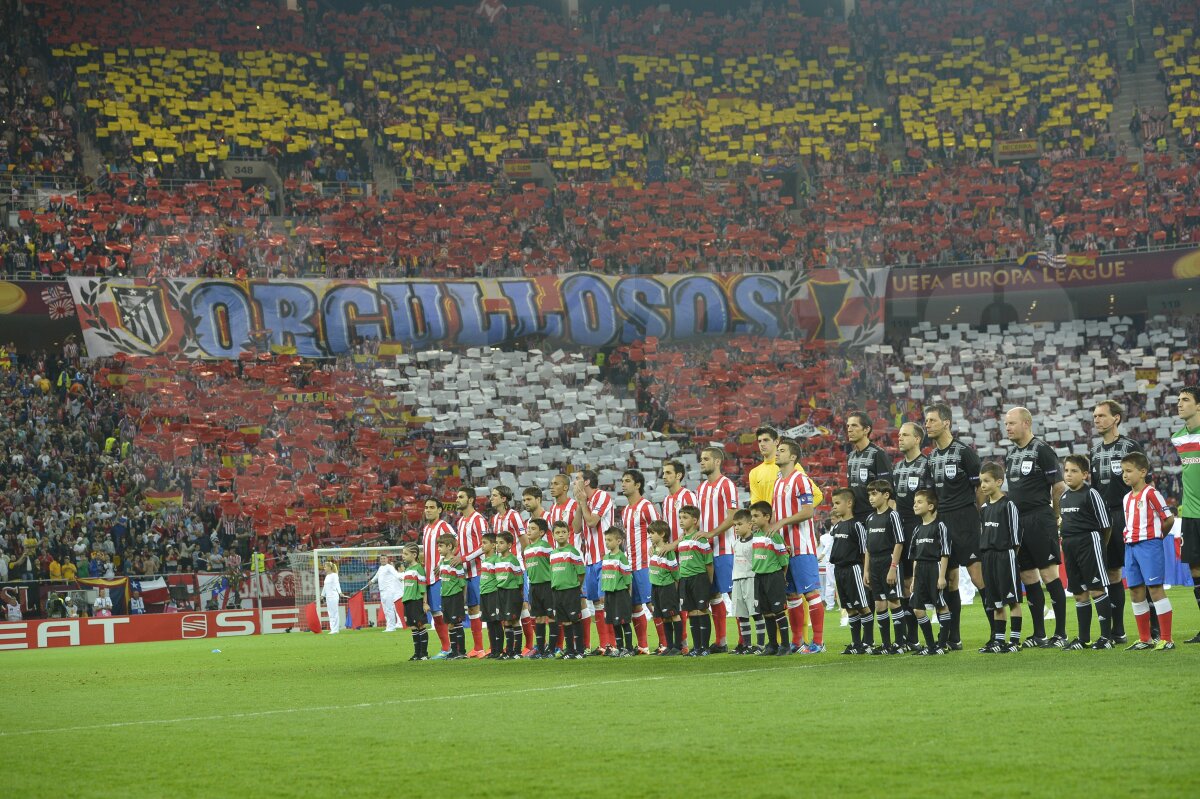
[66,269,887,359]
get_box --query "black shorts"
[528,581,555,618]
[1017,506,1061,570]
[868,556,901,602]
[753,569,787,615]
[940,505,982,568]
[981,549,1020,610]
[441,590,466,624]
[495,587,522,622]
[481,591,499,621]
[605,587,632,625]
[833,563,869,611]
[552,586,582,623]
[651,583,680,618]
[1062,532,1108,595]
[910,561,945,609]
[403,599,426,628]
[1104,505,1125,573]
[1181,517,1200,567]
[679,573,712,613]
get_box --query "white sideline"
[0,663,827,738]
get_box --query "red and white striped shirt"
[491,508,527,566]
[697,475,739,556]
[455,511,487,578]
[1123,485,1173,544]
[421,519,454,585]
[546,499,580,550]
[661,486,697,542]
[581,489,614,566]
[621,497,660,571]
[773,467,817,555]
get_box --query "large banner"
[887,247,1200,299]
[67,269,887,358]
[0,280,77,318]
[0,608,303,651]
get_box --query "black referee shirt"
[1004,437,1061,512]
[1059,485,1111,536]
[909,520,950,562]
[1089,435,1143,509]
[923,438,981,512]
[847,443,893,518]
[892,454,929,525]
[828,519,868,566]
[979,496,1021,550]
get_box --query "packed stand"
[0,0,83,178]
[1146,0,1200,151]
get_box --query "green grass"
[4,590,1200,798]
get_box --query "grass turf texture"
[4,589,1199,799]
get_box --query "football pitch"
[5,591,1199,799]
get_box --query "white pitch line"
[0,662,826,738]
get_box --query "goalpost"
[288,546,410,622]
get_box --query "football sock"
[992,616,1005,642]
[1132,600,1152,642]
[918,615,934,647]
[849,615,861,646]
[775,612,790,648]
[807,595,826,645]
[654,618,666,649]
[688,616,700,649]
[862,613,875,646]
[1095,590,1112,640]
[508,626,520,655]
[1194,583,1200,612]
[536,623,547,653]
[582,618,592,650]
[738,617,751,645]
[1075,600,1092,643]
[891,610,905,648]
[1024,582,1047,638]
[711,598,727,645]
[673,619,685,649]
[451,626,464,655]
[522,616,535,650]
[982,601,993,633]
[594,608,609,649]
[1108,582,1126,637]
[937,611,951,645]
[557,624,565,651]
[1009,615,1023,643]
[469,614,484,652]
[412,629,426,657]
[1154,598,1173,641]
[944,590,961,643]
[633,611,648,650]
[787,599,805,646]
[698,615,711,650]
[434,614,451,651]
[622,622,633,650]
[1046,579,1068,639]
[754,614,766,647]
[877,611,892,647]
[899,599,916,644]
[1148,603,1161,639]
[764,614,778,647]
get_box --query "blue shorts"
[1124,539,1165,587]
[583,563,604,601]
[785,554,821,596]
[631,568,652,605]
[426,580,442,614]
[465,575,481,607]
[711,554,734,595]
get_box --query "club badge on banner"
[66,270,888,359]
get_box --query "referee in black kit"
[1004,406,1069,648]
[1089,399,1146,643]
[846,412,892,524]
[922,403,984,650]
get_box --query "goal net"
[288,546,410,613]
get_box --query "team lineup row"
[320,388,1200,659]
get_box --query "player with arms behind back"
[977,463,1023,653]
